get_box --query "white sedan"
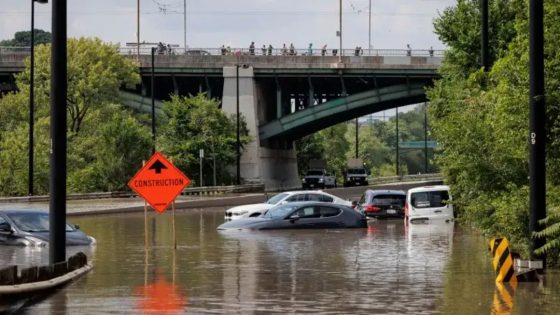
[224,190,351,221]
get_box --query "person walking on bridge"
[289,43,295,55]
[249,42,255,55]
[262,44,267,55]
[308,43,313,56]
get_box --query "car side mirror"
[289,215,300,223]
[0,222,13,235]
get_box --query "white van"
[405,185,454,223]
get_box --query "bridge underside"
[259,83,427,143]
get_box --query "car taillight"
[364,205,381,212]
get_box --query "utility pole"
[50,0,67,264]
[137,0,140,60]
[424,102,428,173]
[395,108,399,176]
[481,0,489,71]
[355,118,359,158]
[528,0,545,266]
[339,0,342,62]
[183,0,187,53]
[368,0,371,55]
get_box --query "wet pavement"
[3,208,560,314]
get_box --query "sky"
[0,0,456,50]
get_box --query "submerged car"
[0,209,96,246]
[405,185,454,223]
[356,190,406,219]
[218,202,367,230]
[224,190,351,221]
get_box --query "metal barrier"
[368,173,443,185]
[0,183,265,203]
[0,46,445,58]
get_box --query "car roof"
[274,201,347,207]
[0,208,48,215]
[365,190,406,196]
[407,185,450,194]
[284,190,329,195]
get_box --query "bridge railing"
[0,46,444,58]
[119,46,445,57]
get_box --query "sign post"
[129,152,191,248]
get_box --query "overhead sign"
[128,151,191,213]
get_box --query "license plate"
[387,209,396,214]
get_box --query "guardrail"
[368,173,443,185]
[0,183,265,203]
[0,46,445,58]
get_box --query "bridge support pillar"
[222,66,300,191]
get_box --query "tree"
[0,29,52,46]
[16,37,140,134]
[0,37,146,196]
[428,0,560,257]
[157,94,250,185]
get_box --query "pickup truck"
[302,169,337,189]
[343,158,369,187]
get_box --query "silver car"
[0,209,96,246]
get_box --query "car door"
[280,205,321,229]
[315,205,344,228]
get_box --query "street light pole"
[184,0,187,53]
[29,0,48,196]
[368,0,371,55]
[339,0,342,62]
[151,47,156,153]
[137,0,140,60]
[236,64,240,185]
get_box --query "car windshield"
[306,170,323,176]
[266,193,289,205]
[262,205,298,219]
[347,168,366,174]
[371,195,405,207]
[8,212,76,232]
[411,191,449,208]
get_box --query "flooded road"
[3,208,560,314]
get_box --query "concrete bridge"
[0,47,442,190]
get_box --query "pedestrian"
[354,46,360,56]
[321,44,327,56]
[262,44,267,55]
[268,44,273,56]
[406,44,411,56]
[226,46,232,55]
[429,46,434,57]
[308,43,313,56]
[289,43,295,55]
[282,43,287,55]
[157,42,165,55]
[167,44,173,55]
[221,45,226,55]
[249,41,255,55]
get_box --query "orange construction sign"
[128,151,191,213]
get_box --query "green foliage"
[158,94,250,186]
[429,0,560,259]
[0,38,148,196]
[0,29,52,46]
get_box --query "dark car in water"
[0,209,96,246]
[356,190,406,219]
[217,202,367,230]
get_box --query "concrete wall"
[222,66,300,191]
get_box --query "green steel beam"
[120,91,166,117]
[259,83,426,141]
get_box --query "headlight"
[318,178,324,183]
[302,178,306,183]
[23,236,47,247]
[87,236,97,246]
[347,177,351,181]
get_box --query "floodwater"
[3,208,560,314]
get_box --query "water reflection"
[3,209,560,314]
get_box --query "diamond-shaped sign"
[128,151,191,213]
